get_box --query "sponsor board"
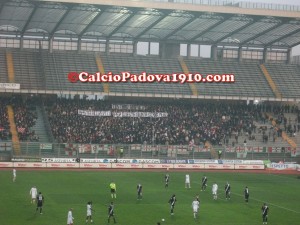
[193,159,218,164]
[132,159,161,164]
[242,160,264,165]
[205,164,235,169]
[235,164,264,170]
[111,163,143,169]
[47,163,79,168]
[0,83,20,89]
[14,162,45,168]
[143,164,173,169]
[267,163,297,170]
[160,159,187,164]
[173,164,205,169]
[42,158,76,163]
[12,158,42,162]
[0,162,13,167]
[80,163,100,168]
[80,159,106,163]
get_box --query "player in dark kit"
[201,175,207,191]
[168,194,176,215]
[261,203,269,224]
[165,174,169,188]
[108,202,116,224]
[225,182,231,200]
[244,186,249,203]
[36,192,44,214]
[137,183,142,200]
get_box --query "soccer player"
[225,182,231,200]
[261,203,269,224]
[201,175,207,191]
[13,168,16,182]
[168,194,176,215]
[137,183,142,200]
[110,182,117,199]
[165,173,170,188]
[185,174,191,189]
[192,197,200,219]
[36,192,44,214]
[244,186,249,203]
[86,201,93,223]
[67,208,74,225]
[30,186,38,204]
[212,182,218,200]
[108,202,116,224]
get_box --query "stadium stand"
[264,63,300,98]
[0,0,300,163]
[185,59,275,97]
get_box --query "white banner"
[40,143,52,150]
[0,83,20,89]
[112,112,168,118]
[78,110,111,117]
[112,104,146,111]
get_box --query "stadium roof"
[1,0,300,49]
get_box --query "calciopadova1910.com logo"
[67,72,235,84]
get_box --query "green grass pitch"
[0,169,299,225]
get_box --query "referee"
[110,182,117,199]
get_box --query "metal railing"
[140,0,300,12]
[1,142,298,163]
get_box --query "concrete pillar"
[211,45,217,61]
[49,38,53,53]
[286,48,291,64]
[132,41,137,57]
[105,40,110,54]
[263,48,268,63]
[238,46,242,63]
[77,38,81,53]
[187,44,191,59]
[20,37,23,49]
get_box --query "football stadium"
[0,0,300,224]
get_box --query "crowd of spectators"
[13,97,39,141]
[0,98,11,141]
[47,98,266,145]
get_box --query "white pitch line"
[193,181,300,214]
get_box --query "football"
[162,218,165,222]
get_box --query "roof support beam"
[134,10,169,40]
[49,4,73,38]
[266,27,300,47]
[290,40,300,48]
[162,14,197,40]
[0,1,8,16]
[78,6,107,38]
[106,8,139,39]
[21,3,39,36]
[190,14,231,41]
[238,20,285,46]
[213,17,259,44]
